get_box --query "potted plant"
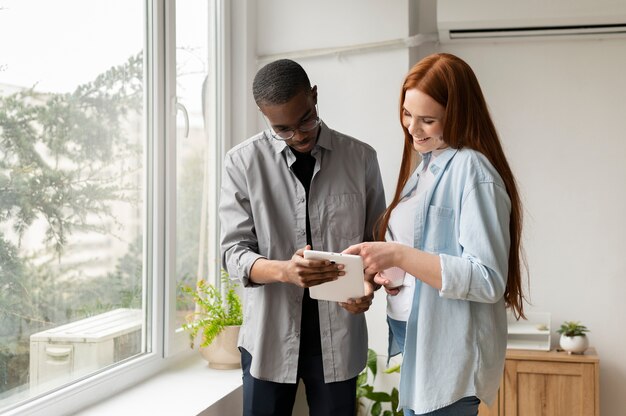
[356,348,403,416]
[557,321,590,354]
[181,269,243,369]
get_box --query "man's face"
[259,87,319,154]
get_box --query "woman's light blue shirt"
[399,147,510,414]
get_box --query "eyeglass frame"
[260,104,321,141]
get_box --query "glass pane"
[174,1,211,328]
[0,0,147,409]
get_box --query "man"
[219,59,385,416]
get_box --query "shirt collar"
[419,147,457,176]
[401,147,458,197]
[315,121,333,151]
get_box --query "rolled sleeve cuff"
[438,253,471,299]
[231,251,266,287]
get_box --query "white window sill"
[73,353,242,415]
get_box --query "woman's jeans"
[387,316,407,358]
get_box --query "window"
[0,0,222,413]
[172,0,214,335]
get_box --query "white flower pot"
[200,325,241,369]
[559,334,589,354]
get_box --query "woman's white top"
[385,149,443,321]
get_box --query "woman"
[344,53,525,415]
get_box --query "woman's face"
[401,88,447,154]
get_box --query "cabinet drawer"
[504,359,597,416]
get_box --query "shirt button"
[299,197,305,203]
[299,230,305,236]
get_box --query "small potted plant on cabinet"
[181,270,243,369]
[557,321,590,354]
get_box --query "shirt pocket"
[323,193,365,246]
[424,205,454,252]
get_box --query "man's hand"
[339,280,375,314]
[281,245,345,288]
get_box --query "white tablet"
[303,250,365,302]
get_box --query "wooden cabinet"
[478,348,599,416]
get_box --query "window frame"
[1,0,229,414]
[164,0,229,357]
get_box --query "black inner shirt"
[289,148,322,357]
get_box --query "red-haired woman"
[344,53,525,416]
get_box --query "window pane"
[174,1,211,328]
[0,0,147,410]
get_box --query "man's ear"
[311,85,318,103]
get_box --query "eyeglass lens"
[274,117,319,140]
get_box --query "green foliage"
[557,321,590,337]
[356,348,403,416]
[0,52,145,393]
[0,53,143,256]
[0,53,143,338]
[181,269,243,348]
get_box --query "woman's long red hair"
[377,53,526,318]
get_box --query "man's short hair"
[253,59,311,106]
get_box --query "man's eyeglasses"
[262,105,320,141]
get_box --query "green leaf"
[391,387,399,409]
[556,320,590,337]
[384,364,401,374]
[356,386,369,398]
[180,270,243,348]
[357,371,368,387]
[367,348,378,379]
[366,392,391,402]
[372,402,382,416]
[391,388,404,415]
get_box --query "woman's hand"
[343,241,405,275]
[373,272,402,296]
[344,241,443,290]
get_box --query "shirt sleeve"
[439,181,511,303]
[219,151,265,287]
[363,150,386,241]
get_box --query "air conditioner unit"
[437,0,626,42]
[29,308,142,392]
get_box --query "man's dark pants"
[241,348,356,416]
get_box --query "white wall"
[441,37,626,416]
[232,1,626,415]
